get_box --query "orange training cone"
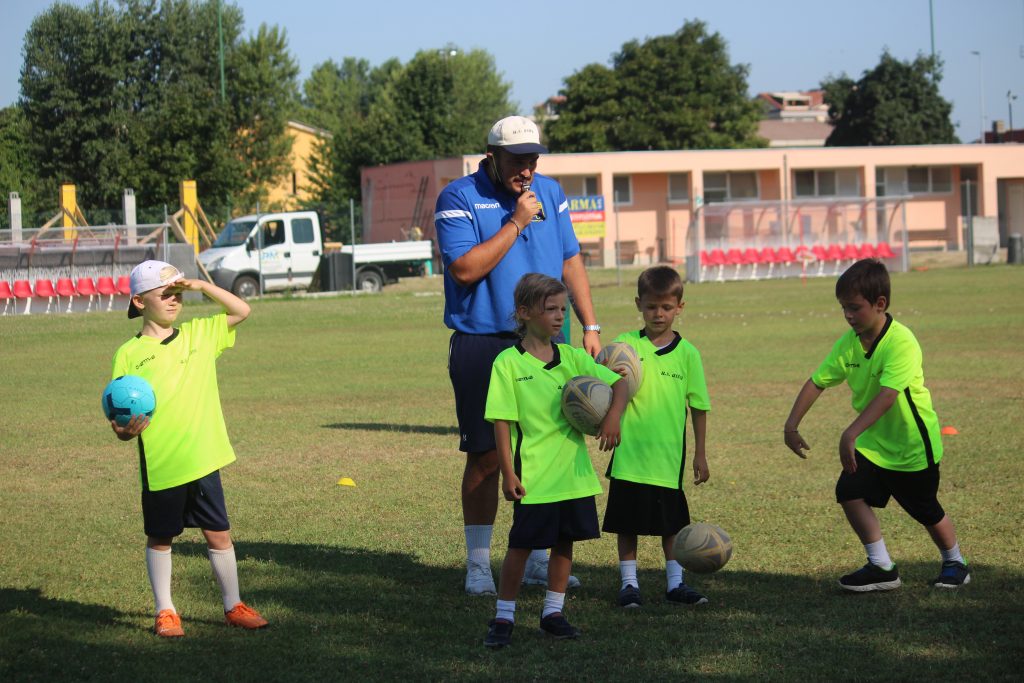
[940,426,959,436]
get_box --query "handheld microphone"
[521,180,545,222]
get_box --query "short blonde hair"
[512,273,567,337]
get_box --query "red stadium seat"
[760,247,779,278]
[76,277,98,313]
[96,276,118,312]
[34,279,57,314]
[775,246,795,264]
[0,281,12,315]
[876,242,897,259]
[858,243,878,259]
[116,275,131,296]
[725,248,744,279]
[708,248,727,281]
[825,244,844,275]
[56,278,76,313]
[13,279,32,314]
[843,244,860,261]
[742,248,762,279]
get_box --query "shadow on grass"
[321,422,458,435]
[3,549,1021,681]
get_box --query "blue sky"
[2,0,1022,141]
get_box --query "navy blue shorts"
[508,496,600,549]
[602,478,691,536]
[141,470,231,538]
[448,332,519,453]
[835,451,945,526]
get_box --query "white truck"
[198,210,432,297]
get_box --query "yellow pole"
[180,179,199,253]
[60,183,77,240]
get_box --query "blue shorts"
[141,469,231,538]
[448,330,563,454]
[508,496,600,549]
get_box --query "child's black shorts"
[508,496,600,549]
[602,478,691,536]
[835,451,945,526]
[142,470,231,538]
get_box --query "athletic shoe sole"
[839,578,902,592]
[933,574,971,589]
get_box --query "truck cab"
[199,211,322,298]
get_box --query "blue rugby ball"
[102,375,156,426]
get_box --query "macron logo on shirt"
[474,202,500,209]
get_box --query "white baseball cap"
[127,260,184,318]
[487,115,548,154]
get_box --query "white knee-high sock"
[208,546,242,612]
[666,559,684,591]
[146,547,174,615]
[495,599,516,623]
[542,590,565,618]
[465,525,493,565]
[940,542,964,563]
[865,539,893,569]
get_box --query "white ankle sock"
[865,539,893,569]
[666,559,684,590]
[465,525,493,566]
[495,599,516,623]
[619,560,638,590]
[208,546,241,612]
[940,542,964,563]
[542,590,565,618]
[146,547,174,615]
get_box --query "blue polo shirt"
[434,161,581,334]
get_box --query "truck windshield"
[213,220,257,248]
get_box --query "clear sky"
[2,0,1022,142]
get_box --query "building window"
[794,169,860,197]
[879,166,954,195]
[668,173,690,202]
[555,175,599,197]
[702,171,758,203]
[613,175,632,205]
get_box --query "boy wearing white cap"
[435,116,603,595]
[110,260,267,637]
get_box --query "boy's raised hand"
[784,429,810,459]
[111,414,149,441]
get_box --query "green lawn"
[1,265,1022,681]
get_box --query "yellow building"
[265,120,332,210]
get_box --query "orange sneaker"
[154,609,184,637]
[224,602,268,629]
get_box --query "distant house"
[265,120,333,210]
[756,90,833,147]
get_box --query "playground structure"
[1,181,214,315]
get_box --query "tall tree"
[546,21,765,152]
[823,51,957,146]
[0,106,45,227]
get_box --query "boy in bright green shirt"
[784,258,969,591]
[602,266,711,608]
[110,260,268,636]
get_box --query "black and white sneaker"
[539,613,579,640]
[483,619,514,648]
[618,584,643,608]
[665,584,708,606]
[932,560,970,589]
[839,562,902,592]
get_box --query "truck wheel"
[232,275,259,299]
[356,270,384,292]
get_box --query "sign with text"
[568,195,605,238]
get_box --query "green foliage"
[302,47,513,215]
[0,266,1022,679]
[0,106,45,228]
[546,21,765,152]
[823,51,958,146]
[15,0,298,218]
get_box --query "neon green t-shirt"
[811,315,942,472]
[607,330,711,489]
[112,314,237,491]
[485,342,622,504]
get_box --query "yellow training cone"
[337,477,357,487]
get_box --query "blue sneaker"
[666,584,708,606]
[484,619,514,648]
[618,584,642,608]
[932,560,970,589]
[839,562,901,592]
[539,613,579,640]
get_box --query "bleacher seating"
[0,281,13,315]
[695,242,902,282]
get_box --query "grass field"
[2,265,1022,681]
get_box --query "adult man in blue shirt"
[435,116,603,595]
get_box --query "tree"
[302,47,513,215]
[546,21,765,152]
[823,51,957,146]
[0,106,45,227]
[17,0,298,218]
